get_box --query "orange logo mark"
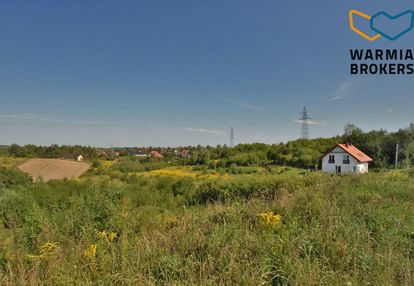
[349,10,381,42]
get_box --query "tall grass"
[0,167,413,285]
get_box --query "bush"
[0,167,31,188]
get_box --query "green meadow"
[1,162,413,285]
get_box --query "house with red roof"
[180,149,190,158]
[321,143,373,174]
[150,150,163,158]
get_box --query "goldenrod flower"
[164,215,179,226]
[39,242,60,256]
[84,244,97,258]
[257,212,282,227]
[27,242,61,260]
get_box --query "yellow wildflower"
[39,242,60,256]
[98,230,118,241]
[164,215,179,227]
[257,212,282,227]
[84,244,97,258]
[108,231,118,241]
[98,230,107,239]
[27,242,60,260]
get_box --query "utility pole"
[395,143,399,169]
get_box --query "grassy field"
[0,157,27,168]
[17,158,91,181]
[0,159,413,285]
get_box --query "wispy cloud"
[181,127,225,135]
[329,80,354,101]
[222,97,263,111]
[385,108,395,115]
[0,112,147,127]
[0,112,71,124]
[294,119,323,126]
[0,112,38,120]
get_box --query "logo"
[349,9,414,41]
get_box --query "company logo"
[349,9,414,41]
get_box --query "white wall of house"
[356,163,369,173]
[321,147,368,174]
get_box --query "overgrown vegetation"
[2,125,414,284]
[0,165,413,285]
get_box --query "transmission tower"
[299,107,311,139]
[230,127,234,147]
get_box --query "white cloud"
[0,112,38,120]
[294,119,323,126]
[222,97,263,111]
[182,127,225,135]
[329,80,355,101]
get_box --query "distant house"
[181,149,190,158]
[321,143,373,174]
[150,151,163,158]
[96,149,107,158]
[135,152,147,157]
[77,155,84,162]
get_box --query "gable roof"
[150,150,163,158]
[323,143,373,163]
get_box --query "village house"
[321,143,373,174]
[77,155,84,162]
[180,149,190,158]
[150,150,163,158]
[135,152,147,157]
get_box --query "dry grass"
[17,158,90,181]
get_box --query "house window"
[328,155,335,164]
[343,155,350,164]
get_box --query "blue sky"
[1,0,413,147]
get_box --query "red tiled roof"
[150,151,163,158]
[337,143,373,163]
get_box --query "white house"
[77,155,84,162]
[321,143,373,174]
[135,152,147,158]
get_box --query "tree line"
[5,123,414,169]
[7,144,98,160]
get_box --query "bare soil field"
[17,158,90,181]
